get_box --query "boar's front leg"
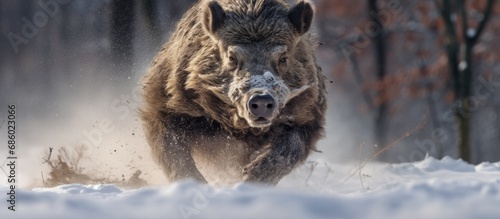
[242,126,313,185]
[153,115,208,183]
[161,129,207,183]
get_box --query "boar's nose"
[248,94,276,119]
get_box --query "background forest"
[1,0,500,183]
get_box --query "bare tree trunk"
[351,53,375,111]
[142,0,161,49]
[419,60,445,158]
[368,0,388,157]
[111,0,135,80]
[495,104,500,145]
[436,0,495,163]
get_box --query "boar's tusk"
[285,83,316,104]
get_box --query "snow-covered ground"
[2,156,500,219]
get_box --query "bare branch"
[358,143,365,190]
[305,161,318,185]
[471,0,495,43]
[42,147,55,169]
[435,0,461,98]
[41,171,46,187]
[435,0,457,38]
[342,112,428,184]
[322,162,333,185]
[460,0,468,41]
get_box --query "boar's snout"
[248,94,276,121]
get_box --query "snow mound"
[2,157,500,219]
[476,161,500,172]
[34,184,123,194]
[414,156,476,172]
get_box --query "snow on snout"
[249,71,282,90]
[248,71,291,107]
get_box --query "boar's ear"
[202,1,226,35]
[288,1,314,35]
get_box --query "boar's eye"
[278,54,289,73]
[228,55,238,69]
[227,45,244,70]
[278,53,289,65]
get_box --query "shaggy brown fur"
[140,0,326,185]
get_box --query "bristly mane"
[213,0,295,45]
[216,0,289,15]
